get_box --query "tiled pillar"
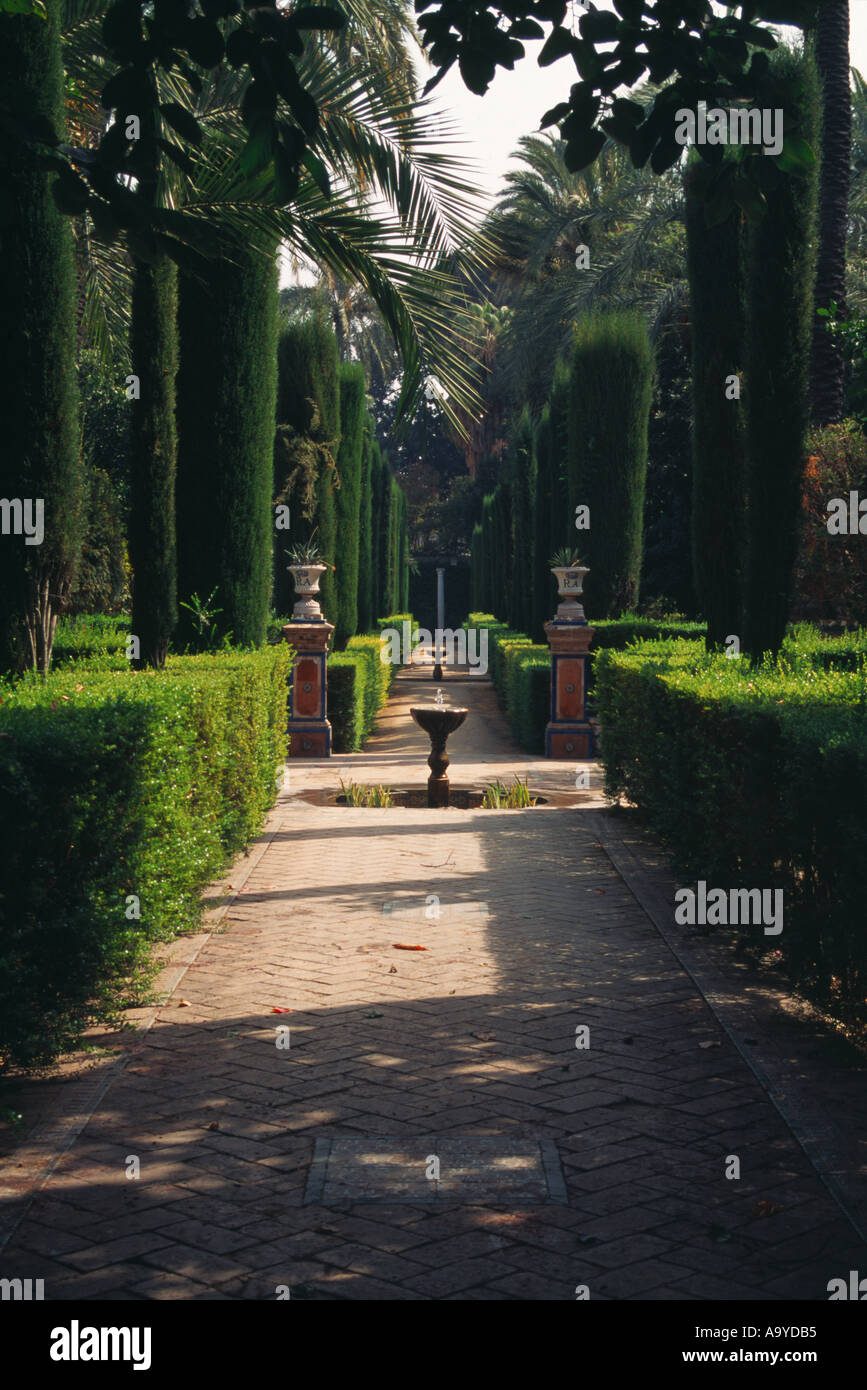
[544,620,595,759]
[283,620,334,758]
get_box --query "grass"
[338,779,395,807]
[481,776,537,809]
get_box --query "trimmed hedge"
[463,615,549,752]
[0,645,290,1068]
[595,638,867,1018]
[328,619,412,752]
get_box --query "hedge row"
[595,638,867,1017]
[0,645,291,1068]
[463,615,549,752]
[328,617,413,752]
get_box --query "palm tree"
[61,1,492,663]
[810,0,851,426]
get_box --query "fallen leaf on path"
[752,1200,784,1218]
[271,1007,292,1014]
[388,965,398,974]
[178,1000,191,1007]
[205,1121,220,1131]
[698,1040,720,1049]
[393,943,427,951]
[593,889,606,895]
[472,1032,495,1042]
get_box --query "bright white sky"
[421,0,867,204]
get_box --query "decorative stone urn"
[551,565,589,623]
[287,563,328,621]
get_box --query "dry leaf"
[271,1006,291,1014]
[752,1200,784,1218]
[205,1121,219,1131]
[393,943,427,951]
[472,1032,495,1042]
[388,965,398,974]
[699,1041,720,1049]
[178,999,191,1007]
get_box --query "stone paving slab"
[0,664,865,1300]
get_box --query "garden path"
[1,660,865,1300]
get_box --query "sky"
[421,1,867,206]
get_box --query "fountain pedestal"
[283,619,334,757]
[410,704,468,807]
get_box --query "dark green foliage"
[356,414,375,633]
[643,318,696,617]
[685,154,746,649]
[530,407,556,641]
[177,243,279,650]
[129,253,179,668]
[463,615,548,752]
[273,315,340,619]
[743,48,821,661]
[0,645,290,1068]
[547,359,572,556]
[370,441,388,619]
[328,633,395,751]
[491,483,513,621]
[479,493,495,614]
[334,362,366,646]
[68,467,129,616]
[470,522,484,610]
[596,636,867,1024]
[0,0,82,674]
[507,408,535,635]
[567,313,653,619]
[397,488,410,612]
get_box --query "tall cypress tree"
[129,253,178,667]
[0,0,82,674]
[480,492,495,614]
[508,408,535,635]
[685,153,746,650]
[273,316,340,620]
[548,359,572,557]
[532,406,554,640]
[334,361,366,646]
[397,487,409,611]
[743,48,820,661]
[567,313,653,619]
[177,241,278,648]
[356,414,374,632]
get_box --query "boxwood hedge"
[0,644,290,1069]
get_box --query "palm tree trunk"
[810,0,851,427]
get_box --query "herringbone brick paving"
[1,664,864,1299]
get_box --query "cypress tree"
[334,361,366,646]
[0,0,82,674]
[176,241,278,649]
[685,153,746,650]
[508,408,535,635]
[532,406,555,640]
[397,488,410,611]
[480,493,495,613]
[386,475,400,613]
[273,316,340,620]
[491,483,513,623]
[548,360,572,557]
[128,253,178,668]
[567,314,654,619]
[471,522,484,610]
[356,414,374,632]
[370,441,386,620]
[743,48,820,660]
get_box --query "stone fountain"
[410,688,468,807]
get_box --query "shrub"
[0,645,290,1068]
[595,637,867,1021]
[328,625,407,752]
[792,420,867,626]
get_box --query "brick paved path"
[1,664,864,1300]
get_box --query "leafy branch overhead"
[415,0,827,205]
[9,1,347,251]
